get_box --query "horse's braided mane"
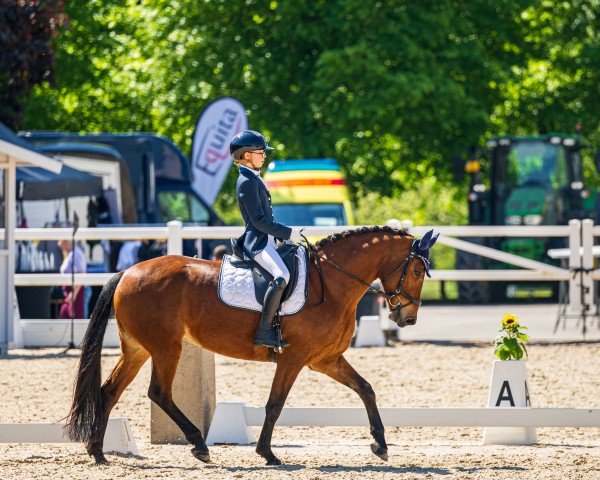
[315,225,409,248]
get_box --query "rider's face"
[246,150,266,169]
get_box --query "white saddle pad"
[217,246,308,316]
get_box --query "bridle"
[380,249,430,310]
[302,235,430,311]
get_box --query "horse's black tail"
[63,271,125,443]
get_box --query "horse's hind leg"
[310,355,388,461]
[86,338,149,463]
[147,342,210,463]
[256,358,304,465]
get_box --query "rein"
[301,234,327,307]
[301,234,428,311]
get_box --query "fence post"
[151,220,216,443]
[150,341,216,444]
[167,221,183,255]
[568,219,581,313]
[581,219,594,313]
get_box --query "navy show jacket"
[235,166,292,258]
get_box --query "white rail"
[205,402,600,445]
[246,407,600,428]
[8,219,596,314]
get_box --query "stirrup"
[274,324,284,353]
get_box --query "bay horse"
[65,225,437,465]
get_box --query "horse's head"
[380,229,439,328]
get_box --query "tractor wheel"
[456,237,491,304]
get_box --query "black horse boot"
[253,277,290,349]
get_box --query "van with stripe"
[264,158,355,228]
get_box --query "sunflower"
[502,313,519,329]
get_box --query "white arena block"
[20,319,120,348]
[483,360,537,445]
[0,417,139,455]
[206,403,255,446]
[354,315,386,347]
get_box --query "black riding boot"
[253,277,290,349]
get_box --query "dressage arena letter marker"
[483,360,537,445]
[354,316,386,348]
[206,403,255,445]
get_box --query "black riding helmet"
[230,130,274,159]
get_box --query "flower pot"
[483,359,537,445]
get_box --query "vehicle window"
[158,191,210,223]
[189,194,210,223]
[272,203,347,226]
[506,141,568,189]
[570,151,583,183]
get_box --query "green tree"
[21,0,599,221]
[0,0,66,129]
[492,0,600,139]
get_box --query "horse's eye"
[413,269,421,278]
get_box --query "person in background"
[211,244,228,261]
[58,239,87,319]
[116,240,142,271]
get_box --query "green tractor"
[456,133,597,303]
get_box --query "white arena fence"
[205,403,600,446]
[6,218,599,348]
[0,418,139,455]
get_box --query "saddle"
[229,239,301,306]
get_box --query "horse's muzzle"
[389,310,417,328]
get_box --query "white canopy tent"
[0,139,62,354]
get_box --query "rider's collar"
[240,165,261,176]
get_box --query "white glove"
[289,227,303,243]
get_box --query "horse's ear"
[429,232,440,248]
[418,229,433,250]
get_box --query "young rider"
[230,130,302,349]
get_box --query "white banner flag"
[191,97,248,205]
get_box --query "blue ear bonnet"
[411,229,439,277]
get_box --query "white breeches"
[253,239,290,284]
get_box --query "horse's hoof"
[87,447,108,465]
[94,454,108,465]
[266,456,282,466]
[191,446,211,463]
[370,442,388,461]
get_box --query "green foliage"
[354,177,467,226]
[0,1,66,129]
[491,1,600,143]
[17,0,600,220]
[354,177,466,269]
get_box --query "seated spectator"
[116,240,142,271]
[138,239,167,262]
[58,239,87,319]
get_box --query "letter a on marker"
[495,380,515,407]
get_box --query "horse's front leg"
[256,358,304,465]
[310,354,388,461]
